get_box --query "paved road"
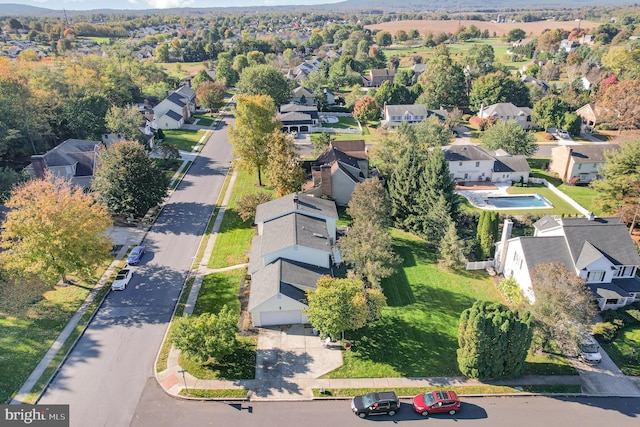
[132,377,640,427]
[39,120,234,427]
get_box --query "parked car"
[127,245,145,265]
[556,129,571,140]
[578,335,602,364]
[351,391,400,418]
[412,390,460,416]
[111,268,132,291]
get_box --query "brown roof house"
[24,139,104,189]
[576,103,604,130]
[363,69,395,87]
[549,144,619,184]
[304,140,370,206]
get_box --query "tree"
[374,80,413,106]
[563,112,582,137]
[438,219,465,270]
[237,192,273,222]
[232,54,249,74]
[413,115,452,148]
[531,95,568,130]
[171,305,239,364]
[506,28,526,42]
[592,140,640,232]
[305,276,386,340]
[476,211,499,259]
[0,167,26,201]
[598,80,640,135]
[215,52,237,86]
[196,81,227,112]
[457,301,533,379]
[352,96,379,123]
[105,105,144,144]
[394,30,408,43]
[92,140,169,218]
[417,46,467,109]
[388,144,426,232]
[228,94,279,186]
[191,69,214,91]
[313,131,332,155]
[339,179,399,286]
[0,173,112,286]
[236,64,291,106]
[469,72,531,111]
[376,31,392,47]
[265,131,306,197]
[482,120,536,156]
[529,263,597,351]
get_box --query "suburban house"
[362,69,395,87]
[324,88,337,105]
[477,103,538,130]
[381,104,447,128]
[291,86,315,105]
[495,216,640,310]
[443,145,531,184]
[559,39,580,53]
[24,139,103,189]
[248,193,339,326]
[152,86,194,130]
[410,63,426,83]
[304,140,370,206]
[575,103,604,130]
[549,144,619,184]
[520,75,550,94]
[278,104,320,134]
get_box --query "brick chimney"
[320,164,332,197]
[495,219,514,274]
[30,155,47,179]
[311,166,322,187]
[563,147,573,182]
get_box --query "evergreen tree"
[438,219,465,270]
[476,211,499,259]
[388,144,426,232]
[417,149,458,239]
[457,301,533,379]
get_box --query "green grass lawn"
[162,129,205,152]
[313,384,581,397]
[193,113,214,126]
[505,185,581,217]
[321,116,360,130]
[601,326,640,376]
[208,169,275,269]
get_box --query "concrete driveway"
[253,325,343,400]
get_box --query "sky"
[0,0,345,11]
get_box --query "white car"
[556,129,571,140]
[578,335,602,364]
[111,268,133,291]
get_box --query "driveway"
[572,341,640,396]
[253,325,343,400]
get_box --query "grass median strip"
[179,388,248,398]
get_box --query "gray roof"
[385,104,428,118]
[277,111,313,123]
[561,144,619,163]
[248,259,330,311]
[443,145,495,162]
[255,193,338,224]
[28,139,100,176]
[518,236,575,273]
[588,283,630,300]
[561,217,640,267]
[533,215,561,232]
[260,213,332,256]
[613,276,640,294]
[166,92,186,108]
[411,63,426,73]
[493,154,531,173]
[480,102,532,117]
[175,85,195,100]
[163,109,183,121]
[293,86,313,98]
[279,103,319,120]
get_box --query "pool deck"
[457,182,552,210]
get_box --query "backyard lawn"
[321,116,360,130]
[162,129,205,152]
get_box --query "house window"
[615,266,635,277]
[459,162,463,166]
[578,164,582,170]
[605,298,619,305]
[475,161,480,167]
[587,270,605,282]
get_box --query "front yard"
[601,326,640,376]
[162,129,205,152]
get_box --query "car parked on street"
[127,245,145,265]
[351,391,400,418]
[111,268,133,291]
[578,335,602,364]
[412,390,460,416]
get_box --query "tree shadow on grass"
[181,338,257,380]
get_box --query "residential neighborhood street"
[37,119,234,427]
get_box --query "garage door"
[260,310,302,326]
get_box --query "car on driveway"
[412,390,460,416]
[111,268,132,291]
[127,245,145,265]
[555,129,572,140]
[578,335,602,364]
[351,391,400,418]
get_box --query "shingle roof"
[279,103,319,120]
[255,193,338,224]
[166,92,186,108]
[442,145,495,162]
[260,213,332,256]
[175,85,195,100]
[493,154,531,173]
[562,144,619,163]
[164,109,183,121]
[613,276,640,293]
[41,139,100,176]
[588,283,630,300]
[480,103,532,117]
[533,215,561,232]
[277,111,313,123]
[519,236,575,273]
[293,86,313,98]
[330,140,367,158]
[385,104,428,118]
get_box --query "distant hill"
[0,3,58,15]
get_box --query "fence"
[311,127,362,134]
[465,260,495,270]
[528,177,591,217]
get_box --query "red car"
[412,390,460,416]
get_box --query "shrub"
[592,321,618,342]
[237,192,273,222]
[497,276,525,305]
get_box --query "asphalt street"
[38,119,234,427]
[131,377,640,427]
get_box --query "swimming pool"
[485,194,553,209]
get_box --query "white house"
[152,88,193,130]
[443,145,530,184]
[477,103,538,130]
[495,216,640,310]
[381,104,447,128]
[248,194,339,327]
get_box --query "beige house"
[576,103,603,130]
[549,144,619,184]
[477,103,538,130]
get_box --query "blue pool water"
[485,194,553,209]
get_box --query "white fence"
[466,260,495,270]
[311,127,362,134]
[528,178,591,217]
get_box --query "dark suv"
[351,391,400,418]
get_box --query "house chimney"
[563,147,573,182]
[479,103,484,117]
[311,166,321,186]
[495,219,514,274]
[320,164,332,197]
[293,192,299,208]
[30,155,47,179]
